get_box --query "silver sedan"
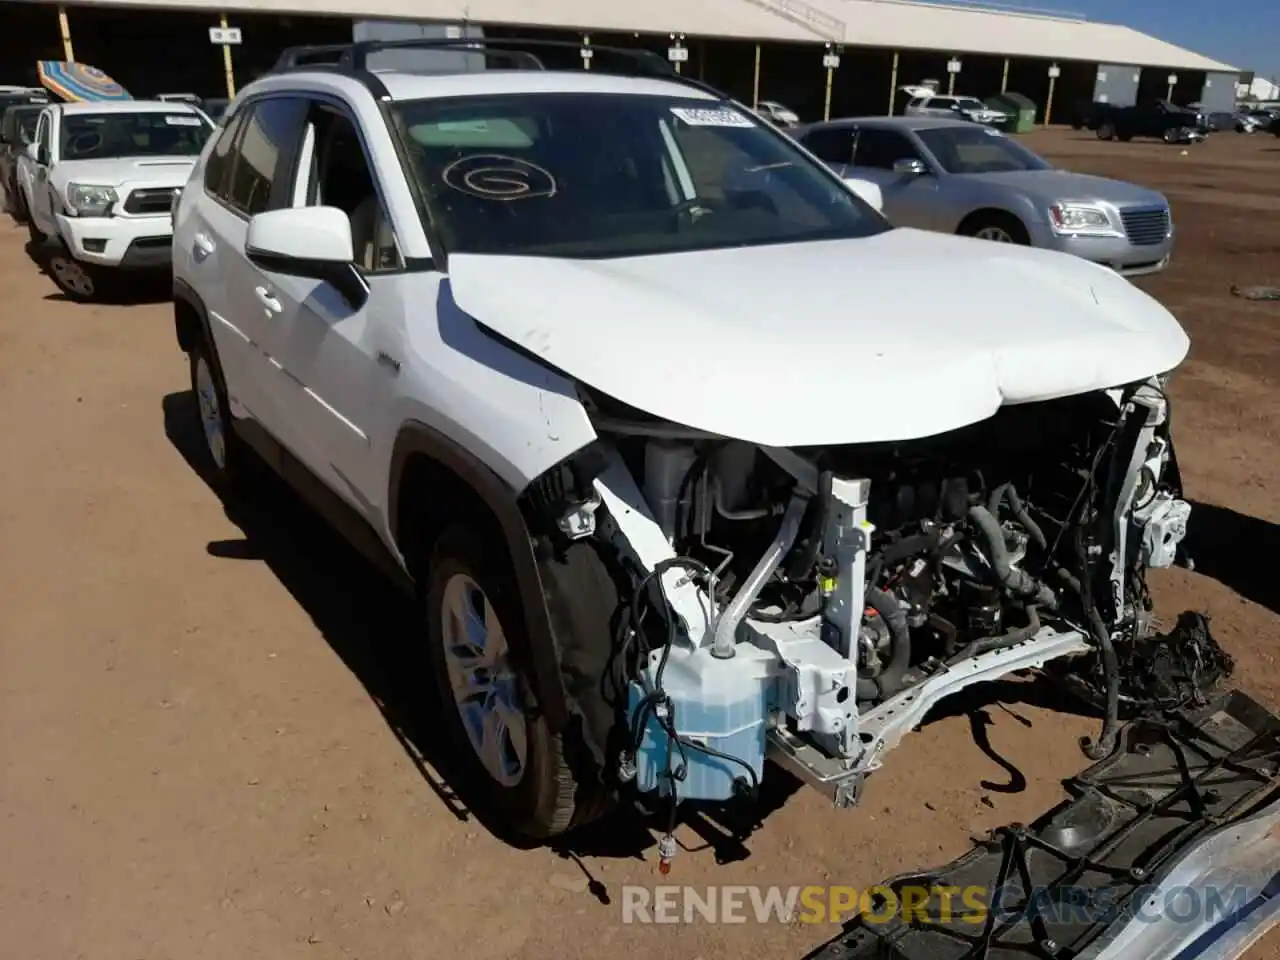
[793,116,1174,277]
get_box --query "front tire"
[1097,122,1116,141]
[423,525,599,841]
[46,246,101,302]
[961,212,1031,245]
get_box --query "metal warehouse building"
[2,0,1239,123]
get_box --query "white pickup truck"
[22,99,214,301]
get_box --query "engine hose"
[949,606,1041,662]
[988,482,1048,552]
[858,586,911,701]
[968,505,1057,609]
[1073,531,1120,761]
[784,470,833,582]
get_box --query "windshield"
[59,111,213,161]
[916,125,1052,174]
[956,98,987,111]
[393,93,886,259]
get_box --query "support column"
[1045,64,1060,125]
[219,13,236,99]
[822,44,839,122]
[752,43,761,109]
[888,49,899,115]
[1001,57,1009,93]
[57,5,75,61]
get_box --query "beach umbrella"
[36,61,132,102]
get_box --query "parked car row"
[1071,98,1280,143]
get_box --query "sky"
[975,0,1280,77]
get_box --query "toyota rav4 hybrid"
[22,99,214,300]
[172,40,1213,888]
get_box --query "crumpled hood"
[51,155,195,191]
[448,228,1190,447]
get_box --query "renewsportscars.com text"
[620,883,1260,926]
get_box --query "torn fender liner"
[1066,612,1236,719]
[806,690,1280,960]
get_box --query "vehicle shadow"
[1184,500,1280,614]
[919,676,1099,796]
[24,238,172,306]
[160,389,803,879]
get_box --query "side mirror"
[893,158,928,176]
[25,142,40,163]
[842,177,884,213]
[245,206,368,307]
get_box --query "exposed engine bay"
[539,376,1194,821]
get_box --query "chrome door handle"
[192,232,215,261]
[254,286,282,313]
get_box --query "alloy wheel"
[194,355,226,470]
[439,573,528,787]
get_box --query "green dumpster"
[986,92,1037,132]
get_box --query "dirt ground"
[1,127,1278,960]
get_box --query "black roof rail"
[267,37,729,100]
[271,44,353,72]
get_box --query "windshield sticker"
[441,154,557,201]
[164,115,203,126]
[670,106,754,129]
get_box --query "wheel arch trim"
[388,420,570,731]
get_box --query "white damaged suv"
[24,99,214,300]
[172,41,1195,846]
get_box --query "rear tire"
[423,525,606,841]
[187,333,244,491]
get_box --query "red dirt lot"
[1,127,1278,960]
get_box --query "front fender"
[389,421,571,732]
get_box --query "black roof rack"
[267,37,728,100]
[271,40,544,73]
